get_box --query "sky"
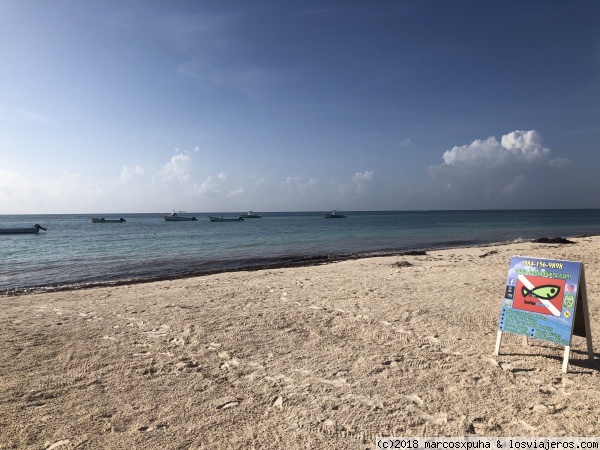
[1,0,599,214]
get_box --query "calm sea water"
[2,210,600,294]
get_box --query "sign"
[495,256,593,373]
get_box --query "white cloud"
[160,153,192,182]
[284,176,318,190]
[194,175,222,196]
[501,130,551,161]
[227,187,244,197]
[279,177,320,204]
[352,170,374,194]
[191,172,229,197]
[50,171,82,193]
[120,165,145,182]
[441,130,550,168]
[422,130,578,207]
[0,168,21,183]
[501,175,526,196]
[352,170,374,182]
[548,157,573,169]
[396,139,412,147]
[0,169,35,202]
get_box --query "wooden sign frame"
[495,256,594,373]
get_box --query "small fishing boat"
[209,216,244,222]
[163,211,198,221]
[238,211,262,218]
[90,217,126,223]
[0,224,47,234]
[324,210,347,218]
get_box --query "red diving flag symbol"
[512,274,565,316]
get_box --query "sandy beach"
[2,237,600,449]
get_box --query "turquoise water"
[2,210,600,294]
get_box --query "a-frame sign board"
[495,256,594,373]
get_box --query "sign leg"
[580,269,594,360]
[562,346,571,373]
[495,330,503,356]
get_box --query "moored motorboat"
[209,216,244,222]
[324,210,347,218]
[163,211,198,221]
[90,217,126,223]
[238,211,262,218]
[0,224,47,234]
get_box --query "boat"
[209,216,244,222]
[238,211,262,219]
[90,217,126,223]
[163,211,198,221]
[324,210,347,218]
[0,224,47,234]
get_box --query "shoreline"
[2,235,600,447]
[2,234,589,297]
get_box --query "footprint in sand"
[318,378,349,388]
[220,359,240,370]
[45,441,70,450]
[144,324,170,337]
[517,420,536,431]
[174,359,199,372]
[169,337,185,346]
[138,423,169,432]
[405,394,423,406]
[216,399,241,410]
[26,402,46,409]
[264,374,295,385]
[532,403,551,413]
[483,357,499,367]
[247,362,264,371]
[419,412,448,426]
[382,357,402,367]
[345,393,383,410]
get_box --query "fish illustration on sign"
[521,284,561,300]
[512,274,565,317]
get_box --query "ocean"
[2,209,600,295]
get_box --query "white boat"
[90,217,126,223]
[0,224,47,234]
[324,210,347,218]
[238,211,262,218]
[209,216,244,222]
[163,211,198,221]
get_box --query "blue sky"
[1,0,599,213]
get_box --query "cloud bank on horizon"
[425,130,583,209]
[0,129,586,214]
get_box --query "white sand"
[2,237,600,449]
